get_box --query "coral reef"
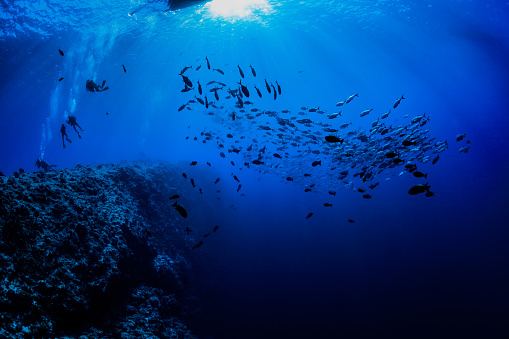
[0,161,202,338]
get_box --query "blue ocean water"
[1,0,509,338]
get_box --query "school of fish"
[175,56,471,206]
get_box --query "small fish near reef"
[172,201,187,218]
[192,241,203,249]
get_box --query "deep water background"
[1,0,509,338]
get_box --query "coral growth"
[0,161,201,338]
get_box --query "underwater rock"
[0,161,201,338]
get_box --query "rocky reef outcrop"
[0,161,206,338]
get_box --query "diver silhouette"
[35,159,56,172]
[86,79,109,92]
[66,115,84,139]
[60,123,72,149]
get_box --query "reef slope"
[0,161,202,338]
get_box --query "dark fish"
[220,152,226,158]
[58,49,64,56]
[59,77,64,81]
[214,178,220,184]
[250,64,256,77]
[185,226,192,235]
[181,86,192,92]
[190,161,197,166]
[197,80,202,95]
[265,78,271,93]
[252,159,264,165]
[425,191,435,197]
[206,56,210,70]
[196,64,202,71]
[238,80,250,97]
[233,175,240,182]
[227,133,233,138]
[408,183,431,195]
[306,212,313,219]
[181,75,192,87]
[324,203,332,207]
[432,155,439,165]
[345,93,358,103]
[357,188,366,193]
[213,225,220,232]
[122,64,127,73]
[360,109,373,117]
[305,188,312,192]
[393,158,404,165]
[286,177,293,181]
[238,64,244,78]
[369,182,379,189]
[214,89,219,101]
[199,188,203,194]
[178,104,187,112]
[213,68,224,75]
[385,152,398,158]
[402,140,416,146]
[179,66,191,74]
[205,95,209,108]
[393,95,405,109]
[182,173,187,179]
[195,96,204,105]
[276,81,281,95]
[190,178,195,187]
[254,85,262,98]
[144,228,152,237]
[172,201,187,218]
[312,160,321,167]
[405,164,417,169]
[169,194,180,200]
[328,190,336,196]
[363,194,372,199]
[273,153,282,159]
[348,219,355,223]
[271,84,277,100]
[325,135,343,143]
[192,241,203,249]
[237,184,242,192]
[204,232,212,238]
[304,173,311,177]
[412,171,427,179]
[207,162,211,166]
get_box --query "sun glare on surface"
[206,0,271,19]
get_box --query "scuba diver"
[60,123,72,149]
[35,159,56,172]
[86,79,109,92]
[66,115,84,139]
